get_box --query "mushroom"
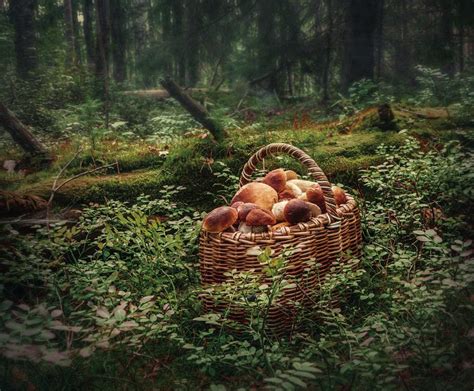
[306,183,326,213]
[231,182,278,211]
[271,222,291,232]
[278,189,296,200]
[285,170,298,181]
[306,202,322,218]
[236,202,258,221]
[230,201,244,209]
[285,182,303,197]
[287,179,318,193]
[332,185,347,205]
[263,169,287,193]
[283,199,311,225]
[272,200,289,222]
[238,222,268,234]
[246,208,276,226]
[202,206,238,233]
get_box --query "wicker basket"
[199,143,362,333]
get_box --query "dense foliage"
[1,138,472,389]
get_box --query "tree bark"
[95,0,110,80]
[160,77,227,142]
[374,0,384,80]
[440,0,454,76]
[83,0,95,70]
[0,101,49,156]
[171,1,186,85]
[72,0,82,65]
[64,0,77,67]
[185,0,200,87]
[110,0,126,83]
[9,0,39,79]
[393,0,410,82]
[321,0,333,102]
[342,0,378,89]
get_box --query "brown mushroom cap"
[306,202,322,218]
[306,183,327,213]
[285,170,298,181]
[236,202,258,221]
[202,206,238,233]
[263,169,287,193]
[246,208,276,226]
[231,182,278,211]
[332,185,347,205]
[283,199,311,225]
[231,201,244,209]
[278,189,296,201]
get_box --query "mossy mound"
[14,105,464,210]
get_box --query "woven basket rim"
[201,195,357,243]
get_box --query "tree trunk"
[374,0,384,80]
[95,0,110,127]
[185,0,200,87]
[321,0,333,102]
[256,0,278,92]
[440,0,454,76]
[160,77,227,142]
[342,0,378,89]
[9,0,39,79]
[95,0,110,80]
[172,1,186,85]
[110,0,126,83]
[161,0,172,76]
[64,0,77,67]
[72,0,82,65]
[0,101,49,157]
[83,0,95,70]
[394,0,410,82]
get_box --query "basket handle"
[239,143,338,220]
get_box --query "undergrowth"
[0,137,473,390]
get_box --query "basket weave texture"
[199,143,362,333]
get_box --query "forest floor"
[0,96,473,390]
[1,102,469,212]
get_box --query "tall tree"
[320,0,334,101]
[342,0,378,89]
[439,0,454,75]
[171,1,185,85]
[64,0,78,66]
[9,0,39,79]
[110,0,127,83]
[185,0,201,87]
[95,0,110,80]
[256,0,278,92]
[83,0,95,70]
[393,0,410,82]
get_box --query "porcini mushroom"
[246,208,276,226]
[202,206,238,233]
[231,182,278,211]
[272,200,289,222]
[263,169,287,193]
[287,179,318,193]
[283,199,311,225]
[332,185,347,205]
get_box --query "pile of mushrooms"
[202,169,348,234]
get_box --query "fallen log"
[160,76,227,142]
[0,101,51,164]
